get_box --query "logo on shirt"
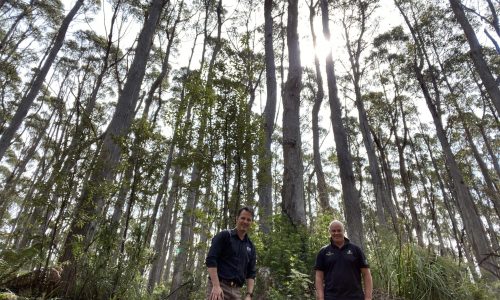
[326,251,334,256]
[247,246,252,253]
[347,249,353,255]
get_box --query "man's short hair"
[329,220,345,231]
[237,206,254,218]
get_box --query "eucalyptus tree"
[454,0,500,52]
[147,14,201,289]
[484,0,500,52]
[5,5,126,272]
[3,42,90,250]
[409,136,446,252]
[0,0,85,162]
[389,73,426,247]
[307,0,332,213]
[57,0,169,296]
[111,0,186,268]
[229,0,265,207]
[0,112,53,223]
[450,104,500,218]
[428,31,500,220]
[0,1,53,132]
[366,36,413,239]
[448,0,500,115]
[148,10,206,294]
[258,0,278,234]
[369,26,430,240]
[32,22,125,268]
[320,0,364,247]
[282,0,306,227]
[477,116,500,180]
[169,0,224,297]
[419,129,466,259]
[395,0,500,278]
[339,0,396,232]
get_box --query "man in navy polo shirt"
[206,207,256,300]
[315,220,372,300]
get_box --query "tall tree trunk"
[398,0,499,277]
[431,37,500,218]
[140,1,184,250]
[415,64,499,278]
[320,0,363,247]
[257,0,277,234]
[148,18,200,291]
[168,164,202,299]
[411,138,444,251]
[0,111,53,220]
[394,125,424,247]
[147,160,183,291]
[163,204,180,285]
[477,123,500,184]
[282,0,306,226]
[448,0,500,115]
[461,118,500,218]
[308,0,331,212]
[422,133,462,257]
[0,0,84,161]
[370,128,401,235]
[148,107,191,292]
[58,0,167,295]
[148,94,193,291]
[170,1,223,297]
[342,1,390,229]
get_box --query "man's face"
[329,222,344,244]
[236,210,253,233]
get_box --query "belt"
[219,278,242,288]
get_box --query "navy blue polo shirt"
[205,229,256,287]
[314,238,369,300]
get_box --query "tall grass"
[371,238,496,300]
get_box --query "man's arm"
[207,267,223,300]
[244,241,257,299]
[244,278,255,299]
[315,270,325,300]
[361,267,373,300]
[206,231,226,300]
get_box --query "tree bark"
[257,0,277,234]
[448,0,500,115]
[394,117,424,247]
[308,0,331,212]
[342,1,391,229]
[461,118,500,218]
[281,0,306,227]
[478,123,500,182]
[320,0,363,247]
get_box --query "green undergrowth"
[370,235,498,300]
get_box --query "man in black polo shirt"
[315,220,372,300]
[206,207,256,300]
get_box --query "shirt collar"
[230,228,248,241]
[330,237,350,249]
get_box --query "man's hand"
[209,285,224,300]
[244,294,252,300]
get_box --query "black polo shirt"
[205,229,256,287]
[314,238,369,300]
